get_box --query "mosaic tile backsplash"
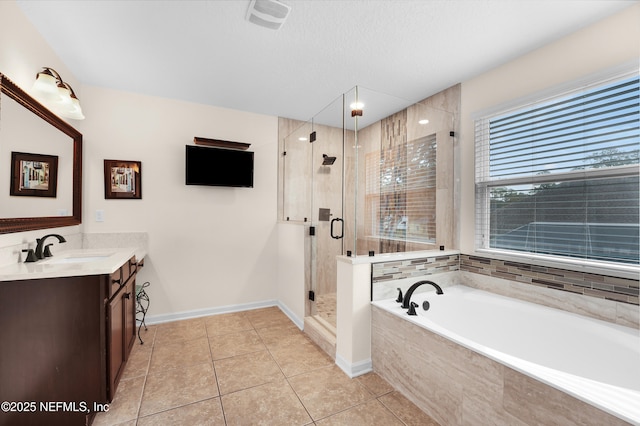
[372,254,460,283]
[371,252,639,307]
[460,254,639,306]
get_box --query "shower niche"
[279,84,459,340]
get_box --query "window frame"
[474,66,639,275]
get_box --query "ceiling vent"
[246,0,291,30]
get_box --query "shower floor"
[315,292,337,329]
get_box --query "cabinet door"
[107,289,124,400]
[123,278,136,358]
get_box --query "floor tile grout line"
[133,328,156,424]
[133,324,224,424]
[135,396,222,424]
[374,394,411,426]
[254,318,319,424]
[284,374,316,423]
[204,320,223,399]
[205,311,232,426]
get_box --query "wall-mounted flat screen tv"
[185,145,254,188]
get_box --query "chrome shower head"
[322,154,336,165]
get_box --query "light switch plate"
[95,209,105,222]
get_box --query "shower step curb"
[304,316,336,360]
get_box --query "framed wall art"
[104,159,142,199]
[10,151,58,198]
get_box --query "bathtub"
[371,285,640,425]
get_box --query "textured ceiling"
[16,0,636,125]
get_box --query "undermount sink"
[44,255,112,265]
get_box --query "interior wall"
[80,85,279,318]
[459,3,640,256]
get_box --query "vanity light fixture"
[32,67,85,120]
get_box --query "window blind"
[475,73,640,265]
[367,134,437,243]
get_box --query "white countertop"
[0,248,146,282]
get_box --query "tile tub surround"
[372,253,460,283]
[92,306,438,425]
[372,252,638,306]
[369,251,638,328]
[371,306,631,426]
[460,254,639,305]
[460,254,639,328]
[371,253,460,301]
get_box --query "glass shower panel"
[308,94,345,329]
[345,90,455,255]
[405,101,455,252]
[292,84,457,329]
[342,87,416,256]
[282,120,313,222]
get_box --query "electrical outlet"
[95,210,105,222]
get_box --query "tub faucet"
[401,280,443,309]
[34,234,67,259]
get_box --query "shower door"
[309,116,344,330]
[280,109,345,330]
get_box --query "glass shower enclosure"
[281,86,456,331]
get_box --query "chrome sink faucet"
[34,234,67,260]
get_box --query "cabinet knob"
[124,292,131,299]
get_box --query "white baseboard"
[145,299,279,325]
[144,299,304,329]
[277,300,304,330]
[335,354,372,378]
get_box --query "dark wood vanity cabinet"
[107,260,137,400]
[0,256,138,426]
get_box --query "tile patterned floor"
[93,306,439,425]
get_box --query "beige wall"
[80,85,279,318]
[459,3,640,257]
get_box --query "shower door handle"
[330,218,344,239]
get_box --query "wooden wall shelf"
[193,137,251,150]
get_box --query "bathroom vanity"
[0,249,143,426]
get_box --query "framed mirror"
[0,73,82,234]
